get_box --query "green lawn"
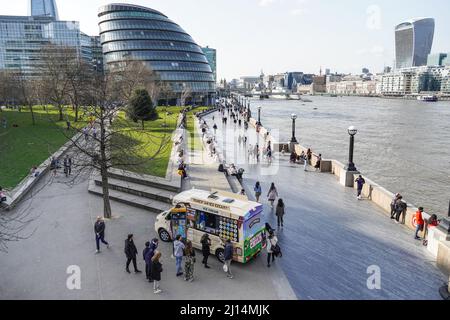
[111,106,183,177]
[0,106,87,189]
[186,107,209,152]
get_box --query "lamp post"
[346,126,358,171]
[257,106,262,126]
[247,101,251,122]
[290,113,298,143]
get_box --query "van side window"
[195,211,217,234]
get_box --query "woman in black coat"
[151,251,163,294]
[201,233,211,269]
[124,234,141,274]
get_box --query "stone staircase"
[88,168,181,213]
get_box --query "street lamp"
[290,113,298,143]
[247,101,251,122]
[346,126,358,171]
[257,106,262,126]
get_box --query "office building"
[427,53,449,67]
[98,3,215,104]
[202,46,216,84]
[0,15,80,76]
[395,18,435,69]
[81,33,104,73]
[29,0,59,20]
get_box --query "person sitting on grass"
[30,166,40,177]
[0,187,7,204]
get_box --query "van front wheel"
[215,248,225,263]
[158,228,171,242]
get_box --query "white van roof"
[172,189,261,218]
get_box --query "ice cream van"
[154,189,265,263]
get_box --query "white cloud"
[259,0,276,6]
[366,4,382,30]
[290,8,306,16]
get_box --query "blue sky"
[3,0,450,79]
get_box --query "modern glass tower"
[395,18,435,69]
[202,46,217,84]
[98,3,216,104]
[29,0,59,20]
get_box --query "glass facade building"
[98,4,215,103]
[29,0,59,20]
[0,15,80,76]
[395,18,435,69]
[81,32,104,73]
[202,46,217,84]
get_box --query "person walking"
[314,154,322,172]
[307,148,312,165]
[355,175,365,200]
[184,240,196,282]
[201,234,211,268]
[266,231,278,268]
[275,199,285,227]
[151,251,163,294]
[224,239,234,279]
[144,238,159,282]
[63,155,72,177]
[173,235,185,277]
[124,234,141,274]
[143,241,151,280]
[254,181,262,202]
[255,144,260,162]
[303,153,308,171]
[267,183,279,208]
[414,207,425,240]
[94,216,109,253]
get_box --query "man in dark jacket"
[224,239,233,279]
[94,216,109,254]
[201,234,211,269]
[145,239,159,282]
[125,234,141,274]
[143,242,151,280]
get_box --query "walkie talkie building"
[98,3,216,104]
[395,18,435,69]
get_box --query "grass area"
[186,107,209,152]
[0,106,87,189]
[111,106,183,177]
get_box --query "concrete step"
[107,168,180,193]
[88,180,171,214]
[93,176,177,204]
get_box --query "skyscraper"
[30,0,59,20]
[395,18,434,69]
[202,46,217,83]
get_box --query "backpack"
[272,244,282,257]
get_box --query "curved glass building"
[395,18,435,69]
[98,3,215,104]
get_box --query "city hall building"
[98,3,216,105]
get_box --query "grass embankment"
[186,107,209,152]
[111,106,183,177]
[0,106,87,189]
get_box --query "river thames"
[250,96,450,216]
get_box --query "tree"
[65,58,91,122]
[38,45,75,121]
[128,89,157,129]
[12,71,40,125]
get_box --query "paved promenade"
[202,110,447,300]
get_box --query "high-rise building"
[0,15,80,76]
[29,0,59,20]
[202,46,216,84]
[81,33,104,73]
[98,3,216,104]
[395,18,435,69]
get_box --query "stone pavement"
[203,110,447,300]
